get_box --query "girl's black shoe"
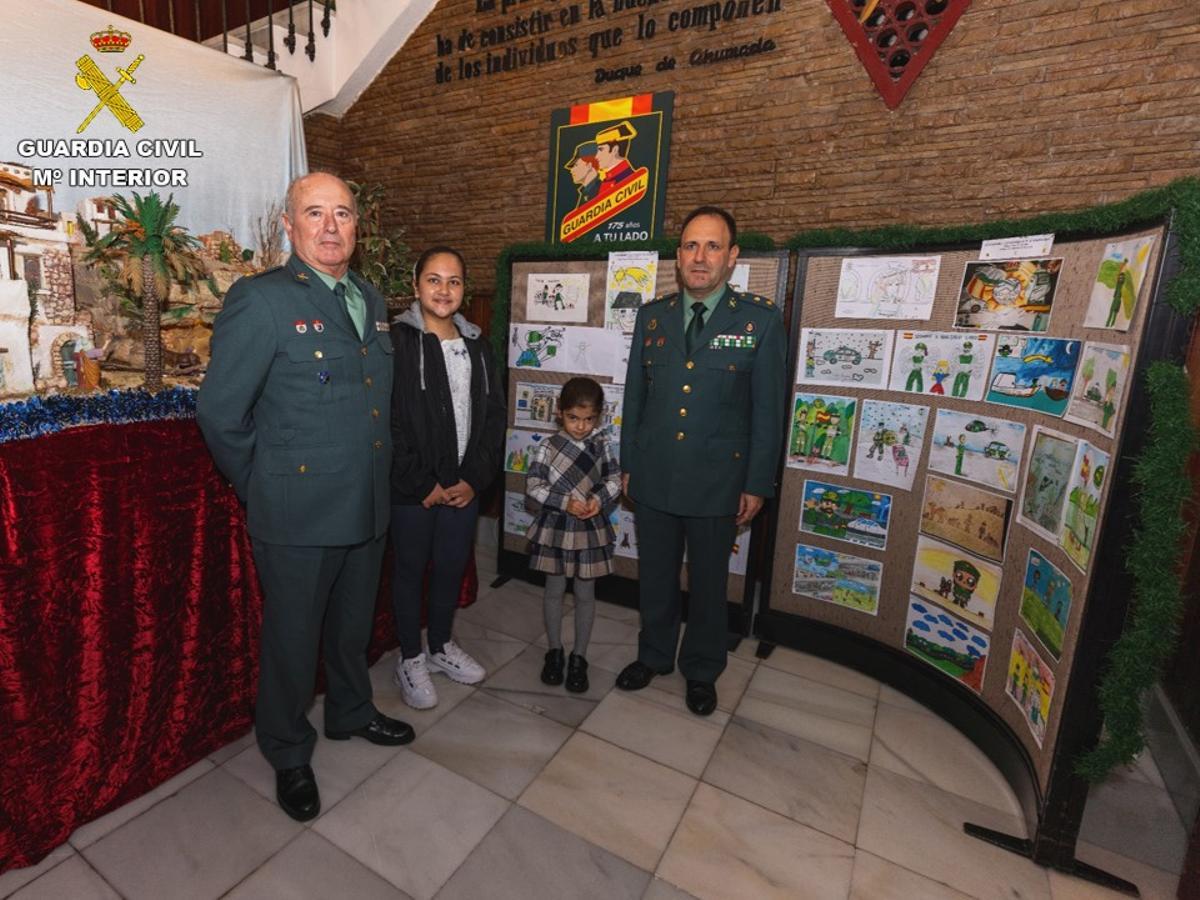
[565,653,589,693]
[541,648,565,685]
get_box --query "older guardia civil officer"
[617,206,786,715]
[197,172,413,822]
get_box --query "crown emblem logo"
[90,25,132,53]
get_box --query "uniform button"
[374,440,383,450]
[682,384,692,393]
[297,464,307,473]
[314,350,323,359]
[364,376,373,387]
[685,361,695,370]
[360,346,369,357]
[728,364,736,372]
[679,407,687,417]
[371,408,380,418]
[676,431,685,441]
[734,451,742,459]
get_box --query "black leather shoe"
[325,712,415,746]
[616,659,673,691]
[541,648,565,686]
[685,680,718,716]
[276,765,320,821]
[565,653,589,694]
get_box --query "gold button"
[682,384,692,393]
[734,451,742,459]
[364,376,373,387]
[728,364,736,372]
[685,361,695,370]
[314,350,323,359]
[360,346,369,357]
[676,431,685,441]
[679,407,687,417]
[374,440,383,450]
[371,408,380,418]
[297,464,307,474]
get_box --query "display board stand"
[754,218,1189,896]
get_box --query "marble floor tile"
[759,647,880,699]
[654,653,758,713]
[735,664,877,761]
[314,750,508,900]
[81,768,301,900]
[207,729,256,765]
[412,691,571,799]
[580,684,729,777]
[536,610,640,648]
[518,732,696,871]
[656,783,855,900]
[869,701,1022,817]
[438,805,650,900]
[69,757,215,849]
[642,878,700,900]
[593,598,642,624]
[9,855,119,900]
[848,851,972,900]
[450,618,529,676]
[702,716,866,844]
[455,585,548,642]
[1047,840,1181,900]
[482,644,615,727]
[367,649,475,731]
[1078,772,1188,874]
[877,683,936,715]
[0,844,75,899]
[224,830,409,899]
[856,767,1050,900]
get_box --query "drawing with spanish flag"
[545,92,673,245]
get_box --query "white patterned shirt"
[441,338,472,464]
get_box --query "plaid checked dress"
[525,431,622,578]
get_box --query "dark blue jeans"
[391,499,479,659]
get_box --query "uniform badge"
[295,272,309,281]
[644,337,652,347]
[312,319,325,333]
[376,320,390,332]
[648,319,658,331]
[656,336,666,347]
[745,322,755,333]
[294,319,307,334]
[318,370,330,384]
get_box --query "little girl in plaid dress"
[525,377,621,693]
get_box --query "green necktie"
[685,301,706,355]
[335,281,365,339]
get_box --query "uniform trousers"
[633,501,737,683]
[251,534,386,770]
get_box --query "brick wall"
[306,0,1200,291]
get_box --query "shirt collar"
[682,284,726,318]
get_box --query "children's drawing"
[985,335,1080,417]
[910,535,1002,632]
[728,524,752,576]
[1006,629,1056,748]
[904,598,989,694]
[799,480,893,551]
[1019,549,1072,661]
[955,258,1063,332]
[927,409,1027,494]
[597,383,624,445]
[792,543,883,616]
[611,506,639,559]
[919,474,1012,564]
[835,255,941,320]
[852,399,929,492]
[797,328,894,390]
[888,331,994,401]
[513,381,560,431]
[526,272,590,323]
[567,326,623,378]
[1064,342,1131,438]
[605,251,658,334]
[1059,438,1111,573]
[509,324,565,370]
[1084,235,1156,332]
[786,392,858,476]
[1016,426,1077,542]
[504,428,546,473]
[503,491,535,536]
[509,324,621,377]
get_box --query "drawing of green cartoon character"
[951,559,980,610]
[905,342,928,392]
[952,341,974,398]
[515,327,562,368]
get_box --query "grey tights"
[543,575,596,656]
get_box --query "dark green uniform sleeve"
[744,304,786,498]
[619,306,649,473]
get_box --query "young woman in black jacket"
[389,247,506,709]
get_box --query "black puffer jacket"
[389,304,506,505]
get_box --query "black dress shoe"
[685,680,718,716]
[276,765,320,821]
[616,659,673,691]
[541,648,565,686]
[565,653,589,694]
[325,712,415,746]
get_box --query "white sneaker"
[393,653,438,709]
[426,641,486,685]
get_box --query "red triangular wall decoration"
[825,0,972,109]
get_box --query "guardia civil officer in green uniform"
[197,172,413,822]
[617,206,786,715]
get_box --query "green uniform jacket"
[620,285,786,518]
[197,255,394,547]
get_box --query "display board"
[756,226,1183,878]
[498,250,791,618]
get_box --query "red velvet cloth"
[0,419,477,872]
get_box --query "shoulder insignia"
[250,265,284,280]
[644,293,675,308]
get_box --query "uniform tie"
[335,281,365,340]
[685,301,706,355]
